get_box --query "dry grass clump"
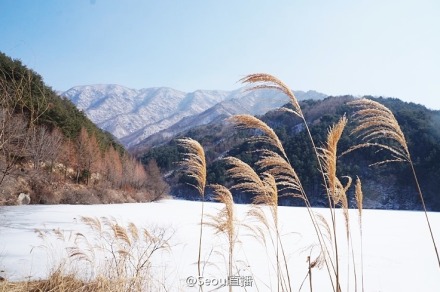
[0,270,128,292]
[24,217,173,292]
[75,217,172,288]
[59,187,101,205]
[0,270,154,292]
[0,271,95,292]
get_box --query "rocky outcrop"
[17,193,30,205]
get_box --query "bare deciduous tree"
[29,126,63,170]
[144,159,169,201]
[84,133,101,184]
[75,127,89,183]
[76,128,102,185]
[46,128,63,172]
[103,146,123,187]
[59,139,78,179]
[0,111,30,186]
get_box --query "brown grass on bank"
[7,217,173,292]
[0,268,168,292]
[0,169,164,206]
[0,270,136,292]
[1,271,97,292]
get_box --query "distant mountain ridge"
[62,85,327,148]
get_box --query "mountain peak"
[63,85,327,148]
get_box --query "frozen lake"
[1,199,439,291]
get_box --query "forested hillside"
[142,95,440,211]
[0,52,168,205]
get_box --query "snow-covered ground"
[0,199,439,291]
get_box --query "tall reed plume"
[241,73,343,291]
[229,114,289,161]
[224,156,291,291]
[355,177,365,292]
[224,112,344,291]
[240,74,327,192]
[205,184,236,292]
[318,116,351,208]
[178,138,207,286]
[346,98,440,269]
[240,74,303,118]
[318,116,353,291]
[240,73,331,203]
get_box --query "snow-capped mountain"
[62,85,326,148]
[63,85,226,139]
[130,89,327,149]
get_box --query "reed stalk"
[178,138,207,290]
[355,176,364,292]
[205,184,236,292]
[346,98,440,270]
[241,73,346,291]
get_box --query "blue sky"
[1,0,439,109]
